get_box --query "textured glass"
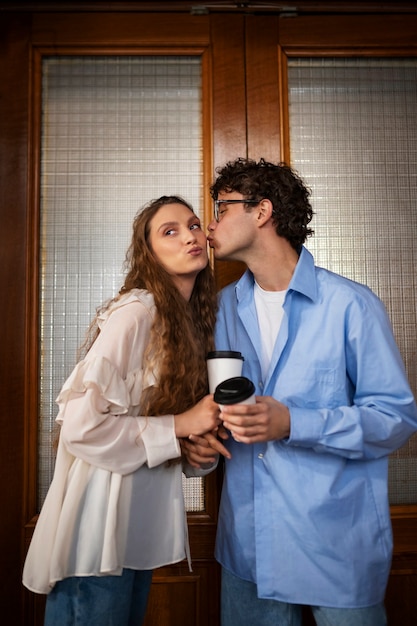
[288,58,417,504]
[39,56,204,511]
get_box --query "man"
[184,157,417,626]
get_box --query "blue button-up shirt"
[214,246,417,607]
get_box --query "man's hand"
[220,396,290,443]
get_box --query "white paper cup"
[207,350,244,393]
[213,376,256,407]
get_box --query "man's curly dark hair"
[210,157,314,249]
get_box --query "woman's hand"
[181,430,231,468]
[174,394,222,439]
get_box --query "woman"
[23,196,222,625]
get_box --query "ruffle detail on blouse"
[97,289,155,331]
[56,355,147,417]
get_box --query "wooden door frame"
[0,10,32,625]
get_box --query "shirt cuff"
[286,407,324,447]
[183,456,219,477]
[139,414,181,468]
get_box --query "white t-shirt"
[254,281,286,379]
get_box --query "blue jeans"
[44,568,153,626]
[221,568,387,626]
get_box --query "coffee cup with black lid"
[214,376,256,408]
[207,350,244,394]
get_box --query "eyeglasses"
[213,199,260,222]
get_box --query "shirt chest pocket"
[278,365,346,409]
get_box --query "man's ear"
[255,199,273,226]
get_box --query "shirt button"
[258,453,264,459]
[259,382,264,389]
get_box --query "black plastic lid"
[214,376,255,405]
[207,351,244,360]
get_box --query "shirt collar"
[289,246,318,302]
[235,245,318,303]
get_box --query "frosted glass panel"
[39,56,204,511]
[288,58,417,504]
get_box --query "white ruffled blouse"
[23,289,210,594]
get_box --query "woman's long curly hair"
[210,157,314,249]
[82,195,217,417]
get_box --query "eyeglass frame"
[213,198,260,222]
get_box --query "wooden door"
[242,11,417,626]
[0,7,246,626]
[1,3,417,625]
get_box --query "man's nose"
[207,219,216,232]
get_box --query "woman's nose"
[185,229,197,242]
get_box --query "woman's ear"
[255,199,273,226]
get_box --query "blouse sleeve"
[56,298,181,474]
